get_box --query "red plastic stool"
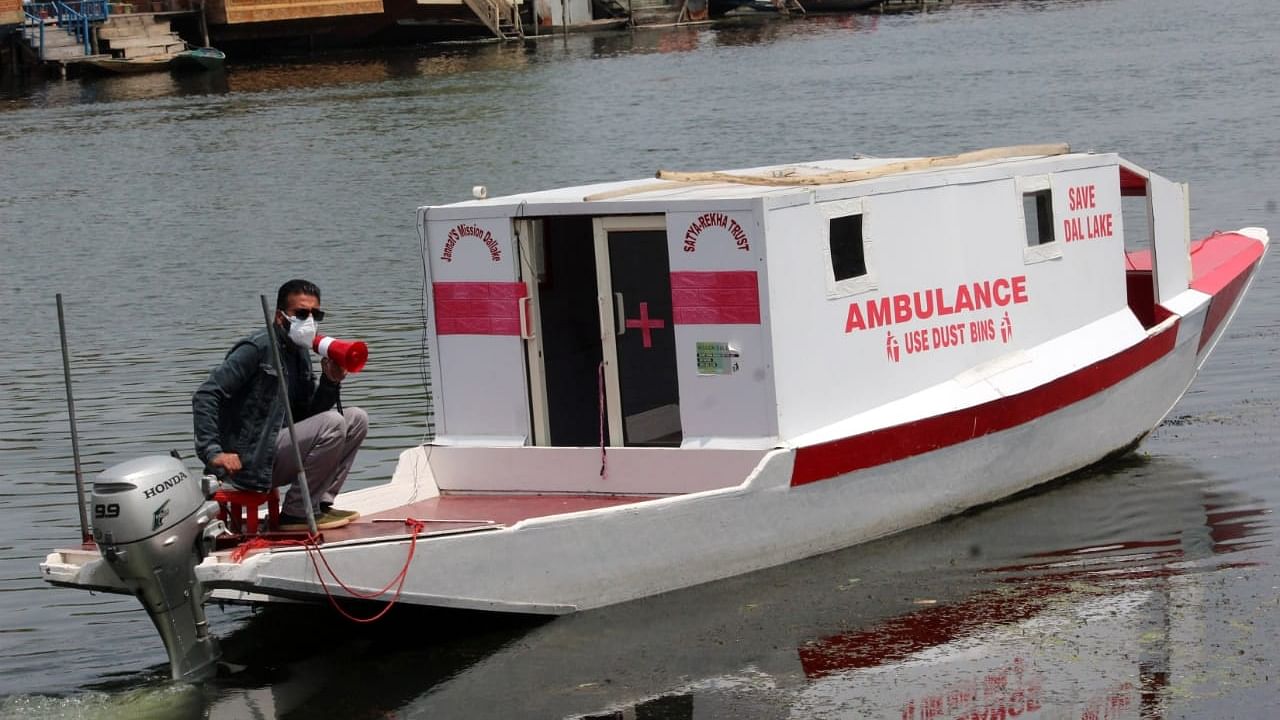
[213,488,280,535]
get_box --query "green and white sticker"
[696,342,739,376]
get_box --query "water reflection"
[0,13,897,111]
[44,454,1254,720]
[419,456,1262,720]
[223,45,534,95]
[200,607,544,719]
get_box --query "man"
[193,279,368,531]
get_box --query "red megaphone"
[312,335,368,373]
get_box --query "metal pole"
[199,0,209,47]
[260,295,318,535]
[56,294,92,544]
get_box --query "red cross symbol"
[625,301,666,349]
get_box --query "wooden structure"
[1,0,22,27]
[204,0,383,24]
[97,15,185,59]
[460,0,521,39]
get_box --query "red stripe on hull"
[670,270,761,325]
[790,323,1180,487]
[434,281,527,335]
[1196,258,1258,353]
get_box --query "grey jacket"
[192,326,340,492]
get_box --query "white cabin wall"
[1041,166,1129,343]
[424,217,530,443]
[768,169,1131,441]
[1146,173,1192,302]
[763,202,842,441]
[665,207,778,446]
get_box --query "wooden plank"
[0,0,22,26]
[104,34,182,49]
[583,180,717,202]
[120,42,183,58]
[216,0,384,23]
[655,144,1071,188]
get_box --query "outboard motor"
[91,455,224,681]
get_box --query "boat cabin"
[417,146,1192,492]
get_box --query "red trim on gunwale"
[1124,233,1263,294]
[790,322,1180,487]
[1125,232,1263,353]
[1187,234,1264,295]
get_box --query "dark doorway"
[536,217,607,446]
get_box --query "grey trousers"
[272,407,368,518]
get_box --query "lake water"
[1,0,1278,716]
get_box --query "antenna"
[56,294,92,544]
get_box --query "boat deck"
[334,492,661,541]
[212,492,665,556]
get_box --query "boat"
[710,0,784,16]
[83,54,177,75]
[171,47,227,73]
[39,144,1269,680]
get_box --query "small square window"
[830,214,866,281]
[1023,190,1055,246]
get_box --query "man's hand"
[321,356,347,384]
[210,452,242,476]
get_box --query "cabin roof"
[422,146,1133,219]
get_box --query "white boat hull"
[179,307,1206,614]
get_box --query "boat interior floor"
[215,491,665,555]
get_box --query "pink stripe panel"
[434,281,526,336]
[670,270,761,325]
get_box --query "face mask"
[283,313,317,349]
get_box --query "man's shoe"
[320,506,361,521]
[313,511,352,530]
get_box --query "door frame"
[593,215,669,447]
[516,218,551,446]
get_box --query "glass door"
[594,217,682,447]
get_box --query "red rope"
[228,519,428,624]
[229,535,305,563]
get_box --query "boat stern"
[40,546,131,595]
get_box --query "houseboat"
[40,144,1269,679]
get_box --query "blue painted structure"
[22,1,111,59]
